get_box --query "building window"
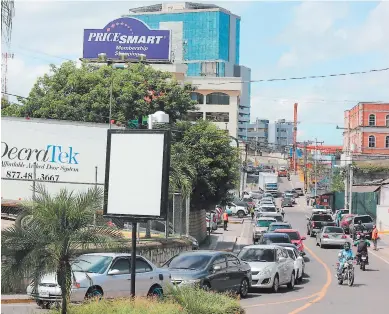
[386,115,389,127]
[186,112,203,121]
[386,136,389,148]
[368,114,376,126]
[190,92,204,104]
[205,112,229,122]
[206,92,230,105]
[368,135,376,148]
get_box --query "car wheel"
[287,271,295,289]
[85,287,103,300]
[148,285,163,298]
[239,278,249,298]
[201,282,211,291]
[272,274,279,293]
[237,211,244,218]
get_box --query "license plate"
[361,257,367,260]
[39,290,49,297]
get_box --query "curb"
[229,219,244,224]
[1,299,35,304]
[379,231,389,234]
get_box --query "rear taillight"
[311,222,315,227]
[323,234,329,238]
[73,282,81,288]
[341,235,347,239]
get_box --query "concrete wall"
[189,209,207,243]
[376,205,389,232]
[379,185,389,205]
[352,171,389,185]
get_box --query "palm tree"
[1,184,124,314]
[1,0,15,45]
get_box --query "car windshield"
[261,235,291,244]
[354,216,373,224]
[71,255,113,274]
[238,248,275,262]
[285,232,300,240]
[167,254,212,270]
[256,220,274,227]
[312,215,332,221]
[295,188,302,191]
[324,227,344,233]
[285,194,293,197]
[269,224,291,231]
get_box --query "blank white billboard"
[103,130,170,220]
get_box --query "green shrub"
[50,298,186,314]
[168,286,245,314]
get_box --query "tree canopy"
[2,61,197,124]
[173,120,239,210]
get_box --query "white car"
[282,245,305,284]
[27,253,171,308]
[238,245,295,293]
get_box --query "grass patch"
[168,286,245,314]
[50,298,185,314]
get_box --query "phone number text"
[5,171,60,182]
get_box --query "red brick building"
[343,102,389,155]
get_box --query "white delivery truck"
[258,173,279,197]
[1,117,122,209]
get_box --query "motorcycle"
[337,257,355,286]
[359,252,369,271]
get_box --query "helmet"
[344,242,351,250]
[356,234,361,240]
[358,220,362,225]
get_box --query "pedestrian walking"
[223,211,229,231]
[372,224,379,250]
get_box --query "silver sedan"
[316,226,350,248]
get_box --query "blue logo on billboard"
[289,148,303,158]
[83,17,171,61]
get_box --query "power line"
[207,66,389,85]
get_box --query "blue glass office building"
[125,3,240,76]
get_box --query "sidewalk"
[1,294,34,304]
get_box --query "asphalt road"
[238,176,389,314]
[3,176,389,314]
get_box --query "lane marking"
[369,249,389,266]
[288,245,332,314]
[243,293,319,308]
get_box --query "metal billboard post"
[32,162,37,202]
[103,129,171,298]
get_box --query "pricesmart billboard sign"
[83,17,171,61]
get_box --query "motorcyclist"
[337,242,354,278]
[354,233,370,264]
[306,195,310,206]
[354,220,364,239]
[287,173,291,181]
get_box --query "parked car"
[253,217,277,243]
[163,251,252,298]
[181,235,199,250]
[258,232,292,245]
[226,202,248,218]
[274,229,306,253]
[259,212,284,222]
[306,213,335,237]
[267,222,292,233]
[349,215,375,240]
[282,245,305,284]
[294,188,304,196]
[316,226,349,248]
[238,245,296,292]
[281,197,293,207]
[339,214,356,234]
[27,253,171,308]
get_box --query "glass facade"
[130,11,239,76]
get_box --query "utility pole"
[303,142,308,193]
[314,138,324,198]
[336,119,351,211]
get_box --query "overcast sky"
[4,0,389,144]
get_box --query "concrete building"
[343,102,389,155]
[125,2,251,139]
[150,63,246,139]
[268,119,294,149]
[246,119,269,144]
